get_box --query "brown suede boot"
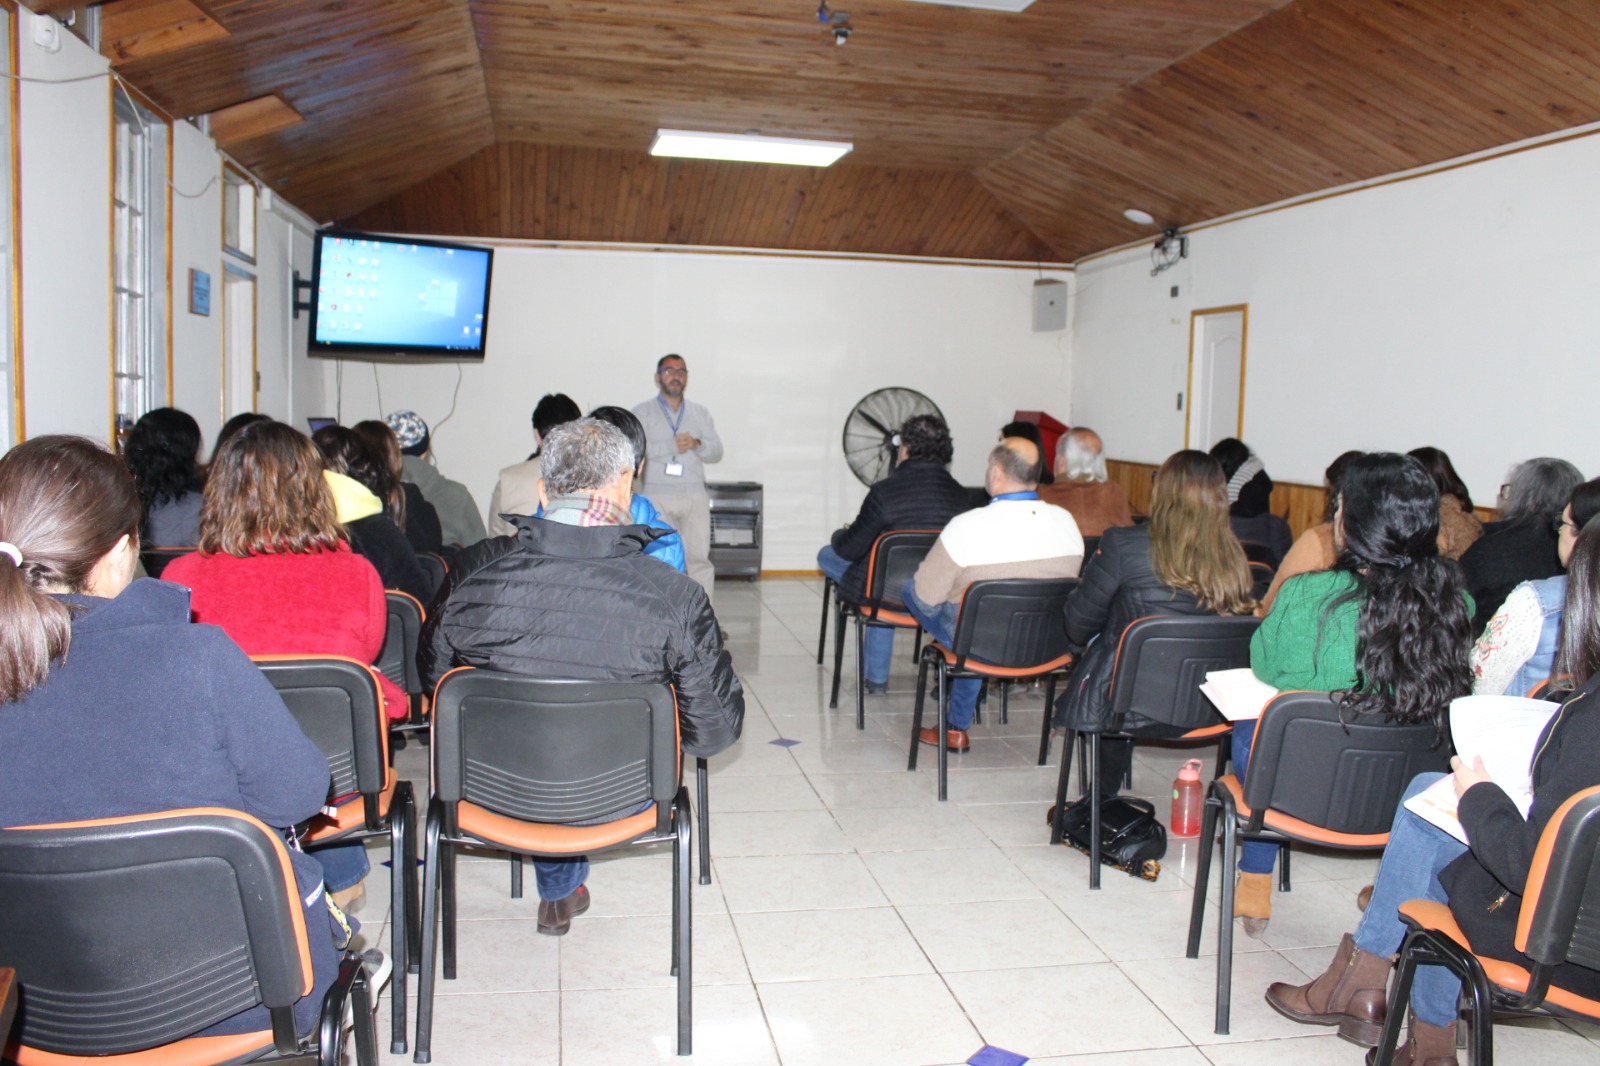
[1367,1015,1458,1066]
[1265,932,1393,1046]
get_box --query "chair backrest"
[0,808,311,1055]
[862,530,940,614]
[254,656,386,822]
[417,552,448,599]
[951,577,1077,669]
[1107,614,1261,732]
[1519,785,1600,972]
[140,546,193,579]
[379,590,426,697]
[1242,691,1450,835]
[1081,535,1101,559]
[1239,541,1277,567]
[432,671,678,833]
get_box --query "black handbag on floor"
[1052,795,1166,881]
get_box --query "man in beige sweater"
[904,437,1084,750]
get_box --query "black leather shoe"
[537,884,591,936]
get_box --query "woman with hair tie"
[0,435,339,1037]
[1238,453,1475,939]
[1265,520,1600,1064]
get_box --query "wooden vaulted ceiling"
[41,0,1600,262]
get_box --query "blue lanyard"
[657,395,685,436]
[991,491,1040,502]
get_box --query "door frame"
[1185,303,1249,449]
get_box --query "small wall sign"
[189,268,211,316]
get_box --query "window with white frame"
[112,89,169,444]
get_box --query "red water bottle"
[1171,758,1204,837]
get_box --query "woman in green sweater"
[1235,452,1474,936]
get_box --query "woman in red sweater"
[163,419,399,907]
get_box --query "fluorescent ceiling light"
[897,0,1037,11]
[650,129,853,167]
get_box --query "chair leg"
[1050,728,1075,846]
[937,663,950,802]
[509,853,523,899]
[854,616,867,730]
[342,955,379,1066]
[696,757,712,886]
[1075,733,1090,799]
[816,578,831,665]
[673,789,695,1056]
[908,653,931,771]
[1088,733,1102,890]
[1215,803,1239,1035]
[402,787,421,978]
[1279,841,1292,892]
[829,600,849,709]
[1373,932,1420,1066]
[1186,786,1222,958]
[413,801,444,1064]
[441,838,458,981]
[1037,674,1057,766]
[389,788,413,1054]
[999,681,1009,726]
[911,626,923,663]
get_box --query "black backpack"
[1052,795,1166,881]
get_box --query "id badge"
[664,460,685,477]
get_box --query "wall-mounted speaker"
[1033,279,1067,332]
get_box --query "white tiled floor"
[358,576,1598,1065]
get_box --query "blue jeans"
[1354,771,1469,1028]
[312,841,370,893]
[902,581,979,731]
[817,545,893,684]
[535,857,588,901]
[1231,719,1280,874]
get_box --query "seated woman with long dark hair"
[1265,520,1600,1065]
[1240,453,1475,937]
[353,419,443,556]
[1053,449,1256,785]
[1257,449,1365,614]
[164,420,401,909]
[123,406,205,546]
[0,436,338,1037]
[1407,445,1482,560]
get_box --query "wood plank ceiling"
[42,0,1600,261]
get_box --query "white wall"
[1071,129,1600,504]
[308,248,1072,568]
[14,16,317,449]
[18,15,112,441]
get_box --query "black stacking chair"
[253,654,419,1054]
[829,530,939,727]
[417,552,448,600]
[380,590,429,740]
[1185,690,1449,1034]
[0,808,378,1066]
[1051,613,1259,888]
[140,545,193,578]
[907,577,1077,800]
[415,671,692,1061]
[1374,785,1600,1065]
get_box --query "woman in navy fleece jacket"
[0,435,338,1039]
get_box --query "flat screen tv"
[307,230,494,360]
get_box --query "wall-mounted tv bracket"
[292,271,314,318]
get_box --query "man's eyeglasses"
[658,368,688,378]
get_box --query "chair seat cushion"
[457,801,660,855]
[1399,900,1600,1018]
[1219,775,1390,848]
[13,1029,275,1066]
[930,641,1073,679]
[303,768,398,841]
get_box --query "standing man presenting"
[634,354,722,600]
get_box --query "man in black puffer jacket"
[421,418,743,935]
[817,414,973,693]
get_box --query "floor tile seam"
[721,894,810,1064]
[1105,956,1208,1057]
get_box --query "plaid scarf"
[544,492,632,528]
